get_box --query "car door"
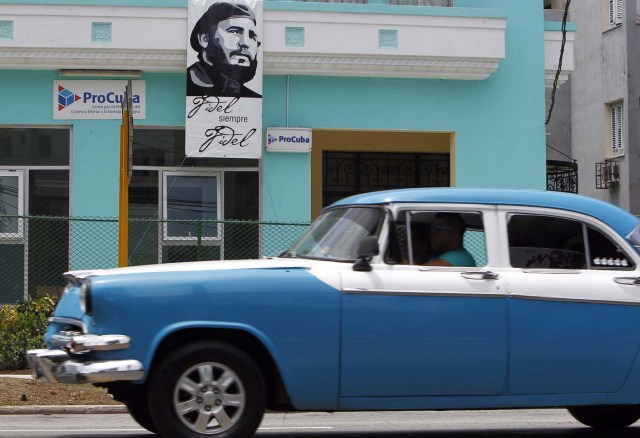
[499,206,640,395]
[339,204,508,397]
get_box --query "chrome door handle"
[461,271,499,280]
[614,277,640,285]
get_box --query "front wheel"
[125,400,157,433]
[568,405,640,429]
[148,341,266,438]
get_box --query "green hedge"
[0,296,59,370]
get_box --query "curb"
[0,405,128,415]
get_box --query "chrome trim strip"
[50,332,131,353]
[49,317,87,333]
[509,294,640,306]
[342,288,504,298]
[520,269,581,274]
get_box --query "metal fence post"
[196,221,202,261]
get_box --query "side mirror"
[353,236,379,272]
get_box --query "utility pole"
[118,81,133,267]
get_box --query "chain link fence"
[0,215,309,304]
[0,213,489,304]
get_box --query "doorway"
[312,129,454,217]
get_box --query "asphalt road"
[2,409,640,437]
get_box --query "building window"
[0,170,24,238]
[0,127,70,301]
[609,0,623,26]
[129,127,259,265]
[607,101,624,157]
[162,171,221,241]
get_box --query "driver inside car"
[422,212,476,267]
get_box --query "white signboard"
[54,80,146,120]
[266,127,312,153]
[185,0,263,159]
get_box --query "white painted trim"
[544,30,574,88]
[0,4,506,80]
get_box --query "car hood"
[64,258,314,282]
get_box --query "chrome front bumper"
[26,331,144,384]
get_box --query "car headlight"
[80,279,93,315]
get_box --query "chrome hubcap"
[173,362,245,434]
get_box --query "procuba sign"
[54,80,146,120]
[266,127,312,153]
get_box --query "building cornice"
[264,53,501,80]
[0,4,556,82]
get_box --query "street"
[1,409,640,437]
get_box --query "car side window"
[385,210,486,267]
[587,226,635,269]
[507,214,635,270]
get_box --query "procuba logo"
[57,86,141,111]
[81,92,141,104]
[54,80,146,120]
[265,128,312,152]
[275,135,310,144]
[57,86,81,111]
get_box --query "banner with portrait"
[186,0,263,158]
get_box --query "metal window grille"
[595,160,620,189]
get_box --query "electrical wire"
[545,0,571,126]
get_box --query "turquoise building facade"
[0,0,573,298]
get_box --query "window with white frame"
[162,171,221,241]
[610,0,623,26]
[129,128,260,265]
[609,102,624,157]
[0,170,24,238]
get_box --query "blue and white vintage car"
[27,188,640,437]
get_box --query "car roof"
[326,188,640,237]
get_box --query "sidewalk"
[0,373,128,415]
[0,405,127,414]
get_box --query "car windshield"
[283,207,384,262]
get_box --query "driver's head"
[190,2,261,84]
[429,213,466,253]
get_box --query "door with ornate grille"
[322,151,450,207]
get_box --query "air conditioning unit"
[595,160,620,189]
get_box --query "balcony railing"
[547,160,578,193]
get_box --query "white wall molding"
[265,53,500,79]
[544,30,575,88]
[0,4,508,80]
[0,48,186,71]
